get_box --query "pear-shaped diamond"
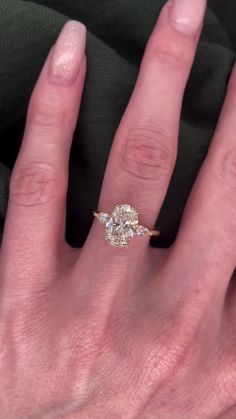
[97,212,110,224]
[135,225,150,236]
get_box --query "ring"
[93,204,160,247]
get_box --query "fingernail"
[49,20,86,83]
[170,0,207,36]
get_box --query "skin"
[1,1,236,418]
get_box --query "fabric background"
[0,0,235,247]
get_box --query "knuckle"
[10,161,67,207]
[152,326,195,376]
[213,147,236,207]
[217,368,236,407]
[219,148,236,187]
[119,126,175,181]
[28,100,66,129]
[138,294,209,389]
[152,42,191,72]
[107,306,200,395]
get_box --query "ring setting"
[93,204,160,247]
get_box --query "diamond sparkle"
[95,204,150,247]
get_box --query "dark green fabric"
[0,0,235,248]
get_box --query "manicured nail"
[49,20,86,83]
[170,0,207,36]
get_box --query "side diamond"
[135,225,150,236]
[97,212,110,224]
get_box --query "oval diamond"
[105,204,138,247]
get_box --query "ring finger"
[86,0,207,256]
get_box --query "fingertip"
[48,20,87,85]
[169,0,207,37]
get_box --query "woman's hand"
[1,1,236,417]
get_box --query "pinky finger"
[165,63,236,299]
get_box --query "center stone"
[105,204,139,247]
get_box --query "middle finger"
[87,0,207,253]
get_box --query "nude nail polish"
[170,0,207,36]
[49,20,86,83]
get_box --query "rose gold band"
[149,229,161,237]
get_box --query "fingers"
[165,63,236,300]
[87,0,207,254]
[0,21,86,289]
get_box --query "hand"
[1,1,236,417]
